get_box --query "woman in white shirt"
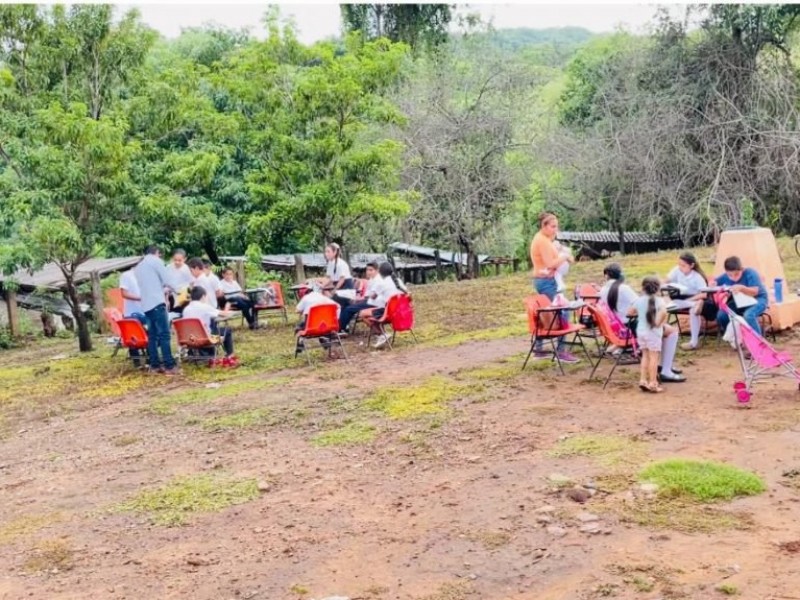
[663,252,709,351]
[219,267,256,329]
[320,243,354,292]
[600,263,685,383]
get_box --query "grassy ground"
[1,239,799,598]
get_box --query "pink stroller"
[715,290,800,404]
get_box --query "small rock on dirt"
[535,515,553,524]
[579,524,601,534]
[639,482,659,494]
[257,481,271,492]
[466,456,482,463]
[535,505,556,514]
[566,488,591,504]
[576,512,600,523]
[318,597,350,600]
[252,527,265,534]
[546,526,567,538]
[204,382,222,389]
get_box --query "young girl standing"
[629,277,668,393]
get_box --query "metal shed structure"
[557,231,683,258]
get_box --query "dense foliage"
[3,4,800,350]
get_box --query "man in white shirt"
[187,257,221,309]
[182,287,237,365]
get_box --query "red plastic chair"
[586,304,639,389]
[295,303,347,364]
[106,288,124,313]
[365,293,400,348]
[368,293,417,349]
[116,318,149,365]
[103,308,124,357]
[172,317,224,364]
[522,294,588,374]
[253,281,289,326]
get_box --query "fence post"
[512,258,520,273]
[6,289,20,337]
[90,271,107,333]
[293,254,306,283]
[235,259,246,289]
[434,250,443,281]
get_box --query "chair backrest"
[390,294,415,331]
[575,283,602,303]
[106,288,124,313]
[172,318,214,348]
[587,304,631,347]
[117,318,149,350]
[103,307,123,338]
[302,303,340,337]
[267,281,285,307]
[524,294,556,335]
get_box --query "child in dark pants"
[183,287,238,367]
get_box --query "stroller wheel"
[733,381,747,391]
[736,390,751,404]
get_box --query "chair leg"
[551,338,565,375]
[410,329,418,344]
[603,351,626,390]
[522,335,537,371]
[335,332,348,361]
[588,340,608,380]
[282,307,288,325]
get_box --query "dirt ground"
[3,322,800,600]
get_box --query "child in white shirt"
[182,287,237,365]
[552,240,572,294]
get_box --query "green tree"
[341,4,452,51]
[220,25,412,251]
[0,104,139,351]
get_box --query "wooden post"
[495,262,501,276]
[235,259,246,289]
[420,269,427,284]
[294,254,306,283]
[6,289,20,337]
[512,258,520,273]
[434,250,443,281]
[90,271,107,333]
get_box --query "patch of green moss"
[0,513,63,545]
[201,408,273,431]
[548,434,647,467]
[115,473,259,526]
[148,377,288,415]
[639,459,766,502]
[365,376,468,419]
[312,421,377,446]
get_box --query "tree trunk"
[64,276,92,352]
[203,239,220,265]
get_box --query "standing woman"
[529,212,579,364]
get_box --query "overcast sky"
[125,3,669,44]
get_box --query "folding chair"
[521,294,590,374]
[116,318,149,367]
[172,317,224,364]
[574,283,603,355]
[253,281,289,327]
[586,304,639,389]
[295,304,348,365]
[106,288,124,313]
[103,308,124,357]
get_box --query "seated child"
[338,261,382,333]
[219,267,257,329]
[182,287,238,367]
[358,262,407,349]
[295,283,341,350]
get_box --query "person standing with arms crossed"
[529,212,579,363]
[135,245,180,375]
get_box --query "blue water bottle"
[775,278,784,304]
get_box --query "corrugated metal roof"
[557,231,681,243]
[389,242,490,265]
[218,254,439,271]
[0,257,141,291]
